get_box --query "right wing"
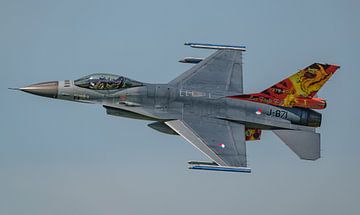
[169,48,244,93]
[165,116,247,167]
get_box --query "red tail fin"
[228,63,340,109]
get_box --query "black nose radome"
[19,81,59,98]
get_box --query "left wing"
[169,43,245,93]
[165,116,247,167]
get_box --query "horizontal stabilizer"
[189,165,251,173]
[273,130,320,160]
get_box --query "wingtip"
[313,63,341,73]
[8,87,21,91]
[328,64,341,73]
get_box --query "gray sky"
[1,0,359,214]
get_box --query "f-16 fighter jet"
[12,43,340,173]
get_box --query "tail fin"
[263,63,339,98]
[228,63,340,109]
[273,130,320,160]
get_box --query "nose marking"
[19,81,59,98]
[119,95,127,101]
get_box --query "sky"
[1,0,359,214]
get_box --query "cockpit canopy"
[74,73,143,90]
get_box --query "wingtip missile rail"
[184,42,246,51]
[188,164,252,173]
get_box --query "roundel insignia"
[255,108,262,115]
[218,143,225,148]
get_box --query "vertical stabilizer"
[228,63,339,109]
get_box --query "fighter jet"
[12,43,340,173]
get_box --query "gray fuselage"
[56,80,321,132]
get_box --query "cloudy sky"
[1,0,359,214]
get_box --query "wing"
[165,117,247,167]
[169,49,244,93]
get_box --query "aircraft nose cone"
[20,81,59,98]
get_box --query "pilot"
[106,81,116,90]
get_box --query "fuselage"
[51,79,321,132]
